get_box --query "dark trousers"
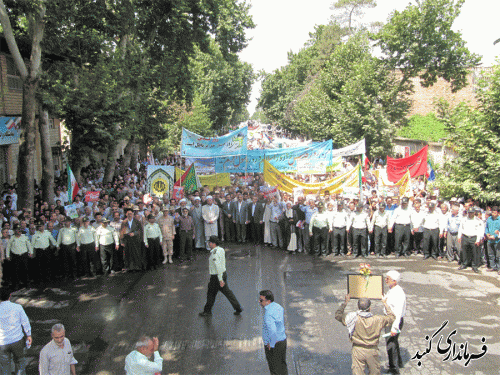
[265,339,288,375]
[412,232,423,253]
[394,224,411,256]
[203,272,242,313]
[179,230,193,259]
[78,243,95,276]
[462,235,480,268]
[0,337,27,375]
[423,228,439,258]
[312,226,329,255]
[487,241,499,270]
[302,224,311,253]
[332,227,346,255]
[146,237,162,268]
[100,243,115,274]
[235,223,246,242]
[352,228,368,257]
[61,242,78,279]
[249,221,262,244]
[10,253,29,287]
[35,247,54,281]
[224,217,235,242]
[374,226,387,255]
[386,318,404,373]
[446,233,459,262]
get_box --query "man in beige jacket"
[157,205,175,264]
[335,294,395,375]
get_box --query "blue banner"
[215,140,332,173]
[181,126,248,158]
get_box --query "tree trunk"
[103,140,118,184]
[122,137,133,168]
[39,107,55,205]
[130,142,139,171]
[17,78,38,211]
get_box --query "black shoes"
[234,308,244,315]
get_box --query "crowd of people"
[0,155,498,290]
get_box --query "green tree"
[432,66,500,202]
[397,113,448,142]
[374,0,481,92]
[189,39,254,132]
[330,0,377,35]
[286,33,409,157]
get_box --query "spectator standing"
[259,290,288,375]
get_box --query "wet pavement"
[12,243,500,374]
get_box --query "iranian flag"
[67,163,79,203]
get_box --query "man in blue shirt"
[485,206,500,272]
[0,288,32,375]
[259,290,287,374]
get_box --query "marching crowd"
[0,156,499,290]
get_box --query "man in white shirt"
[383,270,406,375]
[0,288,32,375]
[39,323,77,375]
[124,336,162,375]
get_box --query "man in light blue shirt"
[0,288,32,375]
[259,290,287,374]
[485,206,500,272]
[124,336,162,375]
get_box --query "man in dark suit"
[247,195,264,244]
[232,193,248,243]
[120,207,145,271]
[222,193,235,242]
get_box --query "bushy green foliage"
[397,113,448,142]
[431,66,500,202]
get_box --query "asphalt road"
[12,243,500,375]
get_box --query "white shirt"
[410,210,425,232]
[124,350,162,375]
[389,207,412,228]
[384,284,406,333]
[369,210,390,231]
[39,337,77,375]
[0,300,31,345]
[422,211,443,233]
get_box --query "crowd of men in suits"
[0,158,499,291]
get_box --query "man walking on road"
[335,294,394,375]
[199,236,243,316]
[259,290,288,375]
[0,288,32,375]
[39,323,77,375]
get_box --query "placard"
[347,274,384,299]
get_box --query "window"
[49,119,55,129]
[6,56,22,90]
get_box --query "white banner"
[331,139,366,158]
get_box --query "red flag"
[386,146,428,182]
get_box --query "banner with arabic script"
[263,160,360,195]
[331,139,366,158]
[181,126,248,157]
[215,140,332,173]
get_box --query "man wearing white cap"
[383,270,406,374]
[202,196,219,250]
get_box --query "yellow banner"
[263,160,360,195]
[395,170,412,197]
[175,167,231,189]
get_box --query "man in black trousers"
[247,195,265,244]
[199,236,243,316]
